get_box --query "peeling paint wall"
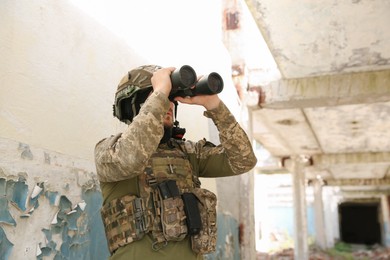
[0,137,109,259]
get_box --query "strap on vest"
[173,139,201,188]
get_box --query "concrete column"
[290,156,309,260]
[239,100,256,260]
[321,186,339,248]
[380,195,390,246]
[239,172,256,260]
[313,179,326,249]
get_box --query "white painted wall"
[0,0,147,160]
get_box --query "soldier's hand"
[151,67,176,97]
[175,94,220,111]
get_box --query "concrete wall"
[1,0,251,259]
[0,0,147,160]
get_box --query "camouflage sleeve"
[94,91,170,182]
[198,101,257,177]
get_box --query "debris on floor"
[257,243,390,259]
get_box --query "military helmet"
[113,65,162,124]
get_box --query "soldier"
[95,65,257,260]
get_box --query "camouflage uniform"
[95,91,257,260]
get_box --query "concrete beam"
[276,152,390,170]
[260,70,390,109]
[310,152,390,166]
[323,178,390,186]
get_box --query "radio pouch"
[182,193,202,235]
[190,188,217,254]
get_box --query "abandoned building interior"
[1,0,389,260]
[239,0,390,259]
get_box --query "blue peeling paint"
[79,188,110,259]
[0,197,16,226]
[0,177,29,211]
[58,225,71,259]
[45,191,59,206]
[0,174,110,260]
[36,188,109,260]
[0,178,6,195]
[204,213,241,260]
[10,177,29,211]
[28,183,45,213]
[42,228,57,251]
[66,209,82,231]
[54,196,73,227]
[0,226,13,259]
[38,242,52,258]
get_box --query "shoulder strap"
[171,139,201,188]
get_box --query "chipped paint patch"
[204,213,241,260]
[0,226,13,258]
[0,196,16,226]
[0,175,30,224]
[18,143,33,160]
[0,174,29,211]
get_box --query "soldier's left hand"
[174,93,220,110]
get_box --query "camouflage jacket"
[95,91,256,185]
[94,91,257,259]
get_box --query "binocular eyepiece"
[169,65,224,100]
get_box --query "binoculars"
[169,65,224,100]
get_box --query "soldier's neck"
[159,127,173,145]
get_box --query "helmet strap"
[131,92,138,120]
[171,101,186,140]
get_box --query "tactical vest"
[101,140,217,254]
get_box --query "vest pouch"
[101,195,149,254]
[182,192,202,235]
[158,180,188,241]
[190,188,217,254]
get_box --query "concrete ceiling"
[243,0,390,184]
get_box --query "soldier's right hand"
[151,67,176,98]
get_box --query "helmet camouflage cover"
[113,65,162,124]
